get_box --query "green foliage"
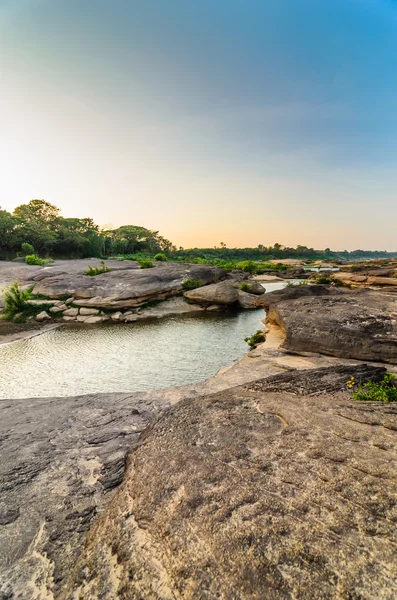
[350,373,397,403]
[3,282,33,317]
[239,282,251,291]
[315,275,332,284]
[25,254,54,266]
[182,278,203,290]
[245,329,265,348]
[154,253,168,262]
[137,258,154,269]
[85,260,111,276]
[235,260,257,273]
[21,242,35,256]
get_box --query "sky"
[0,0,396,250]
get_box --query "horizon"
[1,0,397,250]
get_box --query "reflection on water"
[0,282,288,399]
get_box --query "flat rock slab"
[61,365,397,599]
[0,391,172,598]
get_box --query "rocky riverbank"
[2,278,397,599]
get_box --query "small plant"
[245,329,265,348]
[349,373,397,403]
[239,282,251,292]
[86,260,111,276]
[21,243,35,256]
[154,253,168,262]
[315,275,332,284]
[182,278,203,290]
[3,281,33,318]
[137,258,153,269]
[236,260,257,273]
[25,254,54,266]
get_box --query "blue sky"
[1,0,396,248]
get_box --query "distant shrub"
[315,275,332,284]
[182,278,203,290]
[239,282,251,292]
[236,260,257,273]
[349,373,397,403]
[86,260,111,276]
[3,281,33,317]
[245,329,265,348]
[137,258,154,269]
[154,253,168,262]
[21,243,35,256]
[25,254,54,266]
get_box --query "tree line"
[0,200,175,259]
[1,199,396,261]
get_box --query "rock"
[84,316,104,324]
[76,315,88,322]
[32,264,226,310]
[237,289,262,308]
[206,304,222,311]
[54,302,68,310]
[63,365,397,599]
[0,389,173,598]
[65,297,74,304]
[79,307,100,316]
[184,282,239,306]
[62,307,79,317]
[262,286,397,363]
[49,306,63,314]
[110,311,122,321]
[122,314,138,323]
[62,316,76,322]
[35,311,51,322]
[138,297,206,319]
[254,283,338,309]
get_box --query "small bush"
[245,329,265,348]
[315,275,332,284]
[25,254,54,266]
[137,258,154,269]
[350,373,397,403]
[3,281,33,318]
[21,243,35,256]
[182,278,203,290]
[86,260,111,276]
[236,260,257,273]
[154,253,168,262]
[240,282,251,292]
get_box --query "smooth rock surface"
[63,365,397,599]
[184,282,239,306]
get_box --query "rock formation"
[61,365,397,599]
[257,285,397,363]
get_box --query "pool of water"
[0,282,288,399]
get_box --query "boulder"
[62,316,76,322]
[32,264,226,309]
[184,282,239,306]
[35,311,51,322]
[84,316,104,324]
[49,306,63,314]
[79,308,100,316]
[63,365,397,599]
[236,289,262,309]
[110,311,123,321]
[63,307,79,317]
[262,286,397,363]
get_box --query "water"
[0,282,288,399]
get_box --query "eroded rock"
[63,365,397,599]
